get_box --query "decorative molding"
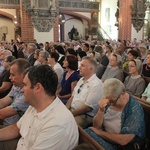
[131,0,147,32]
[0,0,19,8]
[115,0,119,29]
[0,0,19,5]
[59,0,99,11]
[22,0,58,32]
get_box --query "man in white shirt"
[0,65,79,150]
[66,56,103,128]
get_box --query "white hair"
[28,43,36,51]
[103,78,125,98]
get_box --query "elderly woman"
[101,54,124,82]
[85,78,145,150]
[124,59,145,97]
[38,51,49,65]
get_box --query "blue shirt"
[60,71,80,96]
[3,86,29,126]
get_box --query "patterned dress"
[85,96,145,150]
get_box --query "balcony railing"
[0,0,19,7]
[59,0,100,11]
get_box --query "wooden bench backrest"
[132,96,150,138]
[142,76,150,87]
[78,126,104,150]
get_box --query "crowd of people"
[0,37,149,150]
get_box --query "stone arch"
[62,10,92,27]
[0,10,16,22]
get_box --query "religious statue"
[68,26,79,41]
[2,33,6,41]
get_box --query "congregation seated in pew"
[0,65,79,150]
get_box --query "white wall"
[75,12,91,19]
[64,18,84,41]
[131,26,143,41]
[34,28,54,43]
[100,0,118,40]
[0,17,15,42]
[0,9,16,17]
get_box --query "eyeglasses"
[77,84,84,94]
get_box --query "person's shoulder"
[89,74,103,84]
[72,71,80,78]
[52,99,76,123]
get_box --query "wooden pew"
[78,126,104,150]
[142,76,150,87]
[132,96,150,138]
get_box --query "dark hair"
[27,65,58,96]
[39,43,44,46]
[106,45,113,52]
[83,43,89,48]
[66,48,77,56]
[5,55,15,63]
[50,52,59,62]
[10,58,30,74]
[89,45,95,51]
[45,41,49,45]
[106,41,110,45]
[34,49,41,56]
[127,50,139,58]
[55,45,65,55]
[94,45,104,53]
[78,51,87,59]
[66,55,78,71]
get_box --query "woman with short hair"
[57,55,80,104]
[38,51,49,65]
[85,78,145,150]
